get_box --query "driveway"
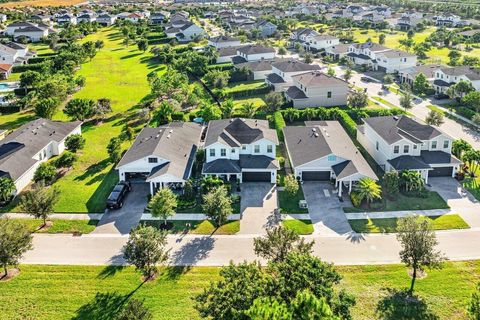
[302,182,353,236]
[428,177,480,228]
[238,183,278,235]
[92,183,149,235]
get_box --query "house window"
[443,140,449,148]
[221,148,226,157]
[43,149,47,158]
[404,145,409,153]
[231,149,235,153]
[328,155,337,161]
[413,145,417,149]
[267,145,273,153]
[431,141,437,149]
[242,145,247,150]
[327,91,332,98]
[209,149,215,157]
[254,145,260,153]
[375,141,379,150]
[394,145,399,154]
[148,157,158,163]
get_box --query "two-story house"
[284,71,349,109]
[77,12,96,23]
[96,13,117,26]
[284,121,377,196]
[0,119,82,194]
[116,122,202,195]
[175,22,205,42]
[399,64,443,87]
[208,35,241,49]
[233,45,276,63]
[57,13,77,25]
[357,115,461,182]
[432,66,480,95]
[266,60,321,92]
[150,11,170,24]
[254,20,277,37]
[202,118,279,183]
[304,34,339,52]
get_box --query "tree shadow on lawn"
[74,159,111,183]
[121,53,143,60]
[97,265,126,279]
[139,56,168,71]
[86,168,118,213]
[376,288,439,320]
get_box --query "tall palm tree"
[400,90,413,112]
[355,178,382,209]
[425,110,444,126]
[241,102,256,118]
[401,170,424,192]
[304,108,316,121]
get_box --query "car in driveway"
[434,93,449,100]
[106,181,132,209]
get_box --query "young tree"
[137,38,148,52]
[54,151,78,169]
[254,226,313,263]
[327,67,335,77]
[107,137,122,163]
[383,74,394,84]
[0,178,16,204]
[304,108,316,121]
[304,52,313,64]
[400,90,413,111]
[264,92,284,112]
[448,80,475,100]
[467,282,480,320]
[154,101,175,124]
[425,110,444,126]
[34,98,59,120]
[448,49,462,66]
[397,216,446,296]
[64,98,95,121]
[241,102,256,118]
[202,185,232,226]
[412,73,429,95]
[148,188,177,226]
[284,174,299,196]
[20,184,60,228]
[378,33,386,45]
[283,108,299,123]
[452,139,472,160]
[278,46,287,57]
[401,170,425,192]
[123,225,170,280]
[354,177,381,208]
[220,99,234,118]
[65,134,86,153]
[343,68,352,82]
[94,98,112,121]
[33,163,57,184]
[463,149,480,175]
[383,171,400,197]
[117,299,153,320]
[463,91,480,112]
[348,90,368,108]
[0,219,33,278]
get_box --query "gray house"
[254,20,277,37]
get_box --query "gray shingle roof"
[292,71,347,88]
[272,60,321,73]
[239,155,279,169]
[285,86,308,99]
[202,159,241,174]
[209,35,240,43]
[237,45,275,55]
[388,155,431,170]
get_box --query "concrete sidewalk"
[1,213,103,220]
[345,209,453,220]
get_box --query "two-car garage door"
[301,171,331,181]
[242,171,271,182]
[429,166,453,177]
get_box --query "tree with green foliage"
[343,67,352,82]
[241,102,256,118]
[355,177,381,208]
[33,163,56,184]
[107,137,122,163]
[54,151,78,169]
[383,171,400,197]
[378,34,386,45]
[94,98,112,121]
[202,185,232,226]
[463,91,480,112]
[199,103,222,122]
[278,46,287,57]
[400,90,413,111]
[401,170,424,192]
[220,99,234,118]
[348,90,368,108]
[34,98,59,120]
[0,219,33,278]
[64,98,96,121]
[19,70,42,93]
[117,298,153,320]
[65,134,85,153]
[448,80,475,100]
[467,282,480,320]
[452,139,472,160]
[327,67,335,77]
[137,38,148,52]
[154,101,175,124]
[412,73,429,95]
[383,74,394,84]
[264,91,284,112]
[397,216,446,296]
[148,188,177,226]
[304,52,313,64]
[204,69,230,89]
[0,177,15,204]
[425,110,444,126]
[463,149,480,175]
[399,38,415,52]
[284,174,299,196]
[448,49,462,66]
[254,226,313,263]
[173,51,209,77]
[304,107,316,121]
[283,108,299,123]
[123,225,170,280]
[20,184,60,228]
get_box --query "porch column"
[150,182,153,195]
[338,182,342,197]
[424,170,429,185]
[452,167,456,178]
[349,180,352,194]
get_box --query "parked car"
[360,76,372,83]
[434,93,449,100]
[413,97,423,104]
[106,181,132,209]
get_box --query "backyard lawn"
[349,214,469,233]
[278,187,309,214]
[1,262,479,319]
[224,80,267,94]
[282,219,314,235]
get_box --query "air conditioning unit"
[299,200,308,209]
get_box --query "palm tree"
[452,139,472,160]
[241,102,256,118]
[463,149,480,176]
[400,90,413,111]
[401,170,424,192]
[304,108,316,121]
[425,110,444,126]
[0,178,16,204]
[220,99,234,119]
[204,45,218,64]
[355,177,382,209]
[283,108,299,123]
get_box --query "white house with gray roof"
[233,45,276,63]
[0,119,81,194]
[208,35,241,49]
[283,121,377,196]
[116,122,202,195]
[357,115,461,182]
[266,60,321,92]
[432,66,480,95]
[202,118,279,183]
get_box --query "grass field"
[278,187,309,214]
[282,219,314,235]
[0,0,83,8]
[349,214,469,233]
[1,262,479,319]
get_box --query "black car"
[360,76,372,83]
[434,93,449,100]
[106,181,132,209]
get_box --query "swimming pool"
[0,83,10,90]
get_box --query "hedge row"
[457,107,477,120]
[347,107,403,121]
[12,63,44,73]
[0,106,21,114]
[273,111,286,141]
[207,63,234,72]
[28,56,54,64]
[227,86,272,99]
[149,38,171,45]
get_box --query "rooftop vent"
[167,134,171,139]
[314,133,319,137]
[312,128,317,132]
[393,116,399,121]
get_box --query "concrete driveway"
[302,182,353,236]
[238,183,278,235]
[92,183,149,235]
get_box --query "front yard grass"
[12,218,99,234]
[343,190,449,213]
[349,214,469,233]
[278,187,309,214]
[142,219,239,235]
[2,262,479,319]
[282,219,314,235]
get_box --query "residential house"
[77,12,96,23]
[208,35,241,49]
[96,13,117,26]
[30,14,52,24]
[304,34,339,52]
[435,14,464,27]
[125,13,144,23]
[235,58,283,80]
[116,122,202,195]
[357,115,461,182]
[57,13,77,25]
[432,66,480,94]
[0,42,35,66]
[233,45,276,63]
[325,43,351,60]
[266,60,321,92]
[0,119,82,194]
[150,11,170,24]
[13,24,49,42]
[285,71,348,108]
[254,20,277,37]
[202,118,279,183]
[396,16,422,30]
[290,28,318,48]
[174,22,205,42]
[0,64,12,79]
[399,64,443,86]
[216,46,240,63]
[284,121,377,196]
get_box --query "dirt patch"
[35,220,53,232]
[408,268,427,279]
[0,268,20,282]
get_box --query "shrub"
[274,111,286,141]
[54,151,78,168]
[457,107,476,120]
[350,191,362,208]
[33,163,57,184]
[337,109,357,138]
[284,174,299,196]
[65,134,85,153]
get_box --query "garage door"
[242,171,271,182]
[429,166,453,177]
[302,171,330,181]
[125,172,149,182]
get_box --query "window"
[242,145,247,150]
[413,145,417,149]
[209,149,215,157]
[375,141,379,150]
[404,145,409,153]
[327,155,337,161]
[267,145,273,153]
[394,145,399,154]
[443,140,449,148]
[231,148,235,153]
[254,145,260,153]
[221,148,226,157]
[327,91,332,98]
[43,150,46,158]
[148,157,158,163]
[431,141,437,149]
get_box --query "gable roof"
[205,118,278,148]
[292,71,347,88]
[209,35,240,43]
[272,60,321,73]
[237,44,275,55]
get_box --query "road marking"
[323,189,330,197]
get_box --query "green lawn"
[1,262,479,319]
[278,187,308,214]
[12,218,98,234]
[349,214,469,233]
[224,80,267,94]
[142,219,239,235]
[344,190,449,213]
[282,219,314,235]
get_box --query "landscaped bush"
[350,191,362,208]
[273,111,286,141]
[457,107,476,120]
[337,109,357,138]
[12,63,45,73]
[207,63,234,72]
[226,85,271,99]
[28,56,54,64]
[171,111,185,121]
[347,107,403,121]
